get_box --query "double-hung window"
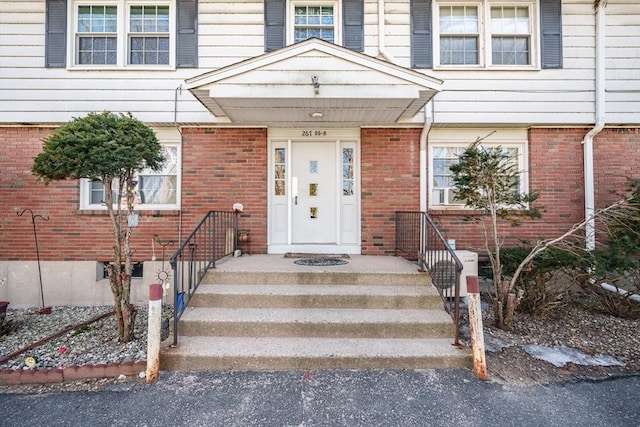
[128,5,170,65]
[429,133,528,208]
[76,5,118,65]
[429,0,538,69]
[439,6,479,65]
[293,4,336,43]
[72,1,173,67]
[490,5,531,65]
[82,142,180,210]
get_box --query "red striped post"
[467,276,488,380]
[146,284,163,383]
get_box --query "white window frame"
[428,135,529,210]
[288,0,341,46]
[71,0,175,69]
[433,0,538,70]
[80,141,181,210]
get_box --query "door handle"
[292,177,298,206]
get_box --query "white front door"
[268,130,360,254]
[291,142,337,243]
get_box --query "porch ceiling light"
[311,112,324,118]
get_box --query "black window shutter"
[45,0,67,68]
[540,0,563,69]
[177,0,198,68]
[343,0,363,52]
[265,0,286,52]
[411,0,432,68]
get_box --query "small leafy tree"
[450,137,540,330]
[32,112,164,342]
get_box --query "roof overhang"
[186,39,443,128]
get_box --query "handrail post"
[171,256,178,346]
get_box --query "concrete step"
[189,284,444,309]
[202,270,430,286]
[161,263,471,372]
[178,307,455,338]
[161,336,470,371]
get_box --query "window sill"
[428,208,487,216]
[78,209,181,217]
[68,65,176,72]
[433,65,539,72]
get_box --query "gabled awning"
[186,39,442,128]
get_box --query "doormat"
[294,258,348,266]
[284,253,350,259]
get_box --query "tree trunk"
[503,293,517,331]
[495,300,505,330]
[119,299,136,342]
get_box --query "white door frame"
[267,128,361,254]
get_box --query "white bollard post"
[466,276,488,380]
[146,283,163,383]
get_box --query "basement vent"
[99,262,144,280]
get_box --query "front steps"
[161,268,471,371]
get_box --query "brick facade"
[1,126,638,261]
[360,128,422,255]
[0,127,268,261]
[180,128,268,253]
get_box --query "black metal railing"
[395,211,464,345]
[169,210,238,345]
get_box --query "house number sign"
[301,130,327,137]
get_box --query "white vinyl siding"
[0,0,638,126]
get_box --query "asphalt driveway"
[1,369,638,426]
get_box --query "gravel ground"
[1,299,638,393]
[0,306,149,371]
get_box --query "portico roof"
[186,39,443,128]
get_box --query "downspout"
[378,0,395,62]
[420,104,433,212]
[174,84,183,246]
[582,1,607,251]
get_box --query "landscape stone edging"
[0,360,147,385]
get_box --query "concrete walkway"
[213,254,423,274]
[1,370,639,426]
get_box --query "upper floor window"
[129,5,170,64]
[82,143,180,210]
[439,5,479,65]
[72,1,173,68]
[265,0,363,52]
[293,4,336,43]
[410,0,562,70]
[76,5,118,65]
[490,5,531,65]
[46,0,197,69]
[434,0,534,68]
